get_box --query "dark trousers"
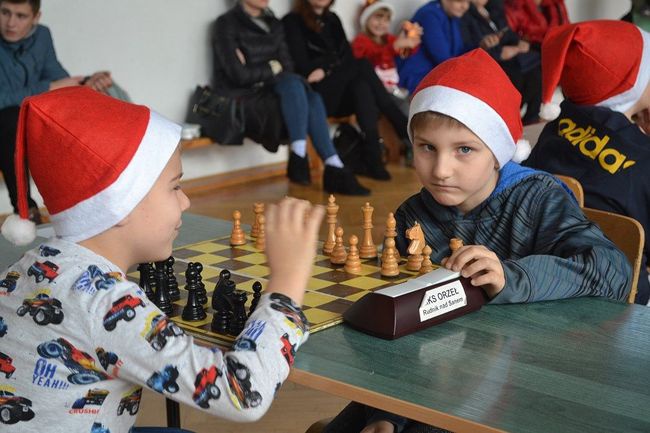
[502,60,542,123]
[314,58,409,169]
[0,106,37,213]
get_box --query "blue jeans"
[130,428,195,433]
[273,73,337,160]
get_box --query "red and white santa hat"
[540,20,650,120]
[1,87,181,246]
[359,0,394,29]
[408,49,530,168]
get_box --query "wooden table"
[3,213,650,433]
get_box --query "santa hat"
[540,20,650,120]
[1,87,181,246]
[359,0,394,29]
[408,49,530,168]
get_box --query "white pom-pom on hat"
[512,139,532,163]
[539,102,561,121]
[1,214,36,246]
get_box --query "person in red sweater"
[504,0,569,46]
[351,0,422,102]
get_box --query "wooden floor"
[135,162,423,432]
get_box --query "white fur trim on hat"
[360,1,395,29]
[408,85,516,168]
[1,213,36,246]
[540,102,561,121]
[49,111,181,242]
[597,28,650,113]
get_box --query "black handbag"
[185,85,247,145]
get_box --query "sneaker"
[287,152,311,185]
[323,166,370,196]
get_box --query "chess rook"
[251,202,264,238]
[450,237,464,252]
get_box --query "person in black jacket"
[213,0,369,195]
[283,0,411,181]
[461,0,541,123]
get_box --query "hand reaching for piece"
[264,197,325,306]
[441,244,505,298]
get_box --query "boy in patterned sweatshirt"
[0,87,324,433]
[322,49,631,433]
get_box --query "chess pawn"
[137,263,155,301]
[255,214,266,251]
[382,212,401,262]
[230,210,246,246]
[344,235,362,274]
[228,291,248,335]
[182,267,207,321]
[330,226,347,265]
[323,194,338,255]
[165,257,180,302]
[194,262,208,305]
[419,245,435,275]
[381,238,400,277]
[359,202,378,259]
[249,281,263,316]
[450,237,464,253]
[153,260,173,315]
[251,202,264,238]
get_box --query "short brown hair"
[409,111,468,138]
[293,0,335,33]
[0,0,40,14]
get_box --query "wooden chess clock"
[343,267,488,339]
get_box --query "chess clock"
[343,267,488,339]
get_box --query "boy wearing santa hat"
[0,87,324,432]
[524,20,650,305]
[322,48,630,433]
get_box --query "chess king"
[0,87,324,431]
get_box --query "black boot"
[358,140,391,181]
[323,165,370,196]
[287,152,311,185]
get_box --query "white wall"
[0,0,634,214]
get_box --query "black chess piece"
[194,262,208,305]
[182,266,206,321]
[137,263,155,301]
[165,256,180,302]
[212,269,233,312]
[211,308,231,334]
[249,281,262,317]
[153,260,173,315]
[228,290,248,335]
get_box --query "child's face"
[366,9,391,38]
[440,0,470,18]
[123,148,190,263]
[412,120,499,214]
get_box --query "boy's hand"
[361,420,395,433]
[264,197,325,306]
[442,245,505,298]
[84,71,113,93]
[307,68,326,83]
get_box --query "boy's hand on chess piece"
[361,420,395,433]
[442,245,505,298]
[265,197,325,306]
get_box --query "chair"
[305,417,333,433]
[555,174,584,207]
[583,207,645,304]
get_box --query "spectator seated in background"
[351,0,422,108]
[461,0,541,124]
[504,0,569,48]
[212,0,369,195]
[398,0,473,95]
[523,20,650,305]
[283,0,411,181]
[0,0,118,223]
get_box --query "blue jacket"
[0,25,68,109]
[398,1,470,93]
[395,163,631,304]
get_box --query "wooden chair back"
[583,207,645,304]
[555,174,584,207]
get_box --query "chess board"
[131,234,434,346]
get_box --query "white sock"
[325,154,344,168]
[290,139,307,158]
